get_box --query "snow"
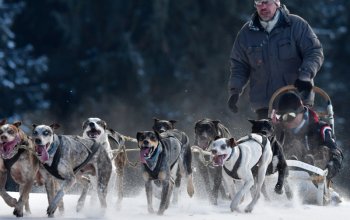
[0,187,349,220]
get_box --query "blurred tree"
[0,0,48,119]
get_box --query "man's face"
[255,0,279,21]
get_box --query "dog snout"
[143,140,149,145]
[35,138,42,145]
[211,149,217,155]
[88,122,95,128]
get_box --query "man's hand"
[227,94,239,113]
[294,78,313,94]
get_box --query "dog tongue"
[2,140,17,153]
[36,145,49,162]
[140,148,151,164]
[213,155,225,166]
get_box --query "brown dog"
[0,119,39,217]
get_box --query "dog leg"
[76,176,90,212]
[187,173,194,198]
[231,173,254,212]
[145,179,154,213]
[172,168,181,205]
[47,174,75,216]
[261,181,271,201]
[13,179,34,217]
[283,179,293,199]
[97,149,112,211]
[0,170,17,207]
[245,165,268,213]
[211,166,223,205]
[158,179,172,215]
[115,151,126,209]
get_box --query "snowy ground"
[0,186,349,220]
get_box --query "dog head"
[136,131,160,164]
[32,123,60,163]
[0,119,24,159]
[82,117,107,142]
[211,137,237,166]
[194,118,222,150]
[152,118,176,133]
[248,119,274,137]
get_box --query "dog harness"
[3,148,25,171]
[223,134,268,179]
[144,136,180,181]
[43,136,100,180]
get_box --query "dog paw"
[244,206,253,213]
[47,204,57,217]
[148,207,155,214]
[274,184,283,194]
[13,208,23,217]
[157,210,165,215]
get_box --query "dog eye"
[150,135,157,141]
[32,131,38,136]
[138,134,146,141]
[43,130,51,136]
[0,130,3,135]
[220,145,226,150]
[8,130,14,135]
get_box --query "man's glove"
[326,160,341,179]
[294,79,313,94]
[227,94,239,113]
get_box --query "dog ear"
[0,118,7,126]
[136,131,144,141]
[13,121,22,127]
[153,118,160,123]
[169,120,177,127]
[99,120,107,130]
[248,119,256,124]
[50,123,60,130]
[226,138,237,148]
[212,120,221,128]
[32,124,37,129]
[214,136,221,141]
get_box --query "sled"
[268,85,334,205]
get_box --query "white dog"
[211,134,272,213]
[81,117,128,209]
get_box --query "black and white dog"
[32,123,112,216]
[211,132,273,212]
[193,118,231,205]
[136,130,194,215]
[249,119,292,200]
[81,117,128,209]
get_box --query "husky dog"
[0,119,39,217]
[32,123,112,216]
[211,133,272,212]
[136,130,194,215]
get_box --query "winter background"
[1,0,350,219]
